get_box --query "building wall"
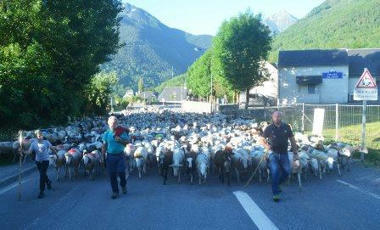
[182,101,211,113]
[249,62,278,98]
[239,62,278,102]
[279,66,349,105]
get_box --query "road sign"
[353,68,378,101]
[322,71,343,79]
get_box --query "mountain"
[269,0,380,62]
[264,10,298,34]
[101,3,213,90]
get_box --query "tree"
[212,10,272,109]
[85,72,117,115]
[0,0,122,128]
[187,50,212,99]
[186,49,234,102]
[138,77,144,94]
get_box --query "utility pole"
[302,103,305,133]
[110,97,114,112]
[335,103,339,141]
[210,74,213,113]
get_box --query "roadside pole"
[301,103,305,133]
[210,74,213,113]
[110,97,114,113]
[18,130,23,201]
[335,103,339,141]
[361,100,366,161]
[353,68,377,162]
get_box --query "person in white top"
[27,130,56,199]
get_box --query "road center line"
[233,191,279,230]
[336,179,380,200]
[0,178,32,196]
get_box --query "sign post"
[312,108,325,136]
[353,68,378,161]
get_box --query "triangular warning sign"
[356,68,377,88]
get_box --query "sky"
[123,0,325,35]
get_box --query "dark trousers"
[106,154,127,193]
[268,152,290,195]
[36,160,50,192]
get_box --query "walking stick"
[244,151,269,188]
[17,130,23,201]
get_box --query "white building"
[239,62,278,106]
[123,89,134,99]
[278,48,380,105]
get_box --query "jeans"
[268,152,290,195]
[36,160,51,193]
[106,154,127,193]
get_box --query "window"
[308,85,316,94]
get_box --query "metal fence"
[276,104,380,147]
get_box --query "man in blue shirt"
[102,116,130,199]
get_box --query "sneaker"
[273,194,280,202]
[122,186,127,194]
[47,181,52,190]
[111,192,119,199]
[38,192,45,199]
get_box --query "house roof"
[348,49,380,77]
[158,87,187,102]
[278,49,348,68]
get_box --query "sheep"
[249,147,269,183]
[287,152,302,188]
[171,147,185,183]
[298,150,311,180]
[65,148,82,180]
[196,152,209,185]
[134,145,148,179]
[124,143,136,174]
[82,149,102,180]
[325,147,342,176]
[232,147,251,184]
[53,149,67,181]
[214,148,233,185]
[143,141,156,168]
[184,149,197,184]
[159,148,173,185]
[2,107,358,187]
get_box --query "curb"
[0,165,37,188]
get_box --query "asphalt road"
[0,162,379,230]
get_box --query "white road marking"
[337,179,380,200]
[233,191,279,230]
[0,178,32,195]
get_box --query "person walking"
[102,116,130,199]
[27,130,56,199]
[260,111,298,202]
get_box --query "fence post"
[361,100,367,162]
[335,104,339,141]
[301,103,305,133]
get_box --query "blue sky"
[123,0,325,35]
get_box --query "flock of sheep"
[1,106,356,187]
